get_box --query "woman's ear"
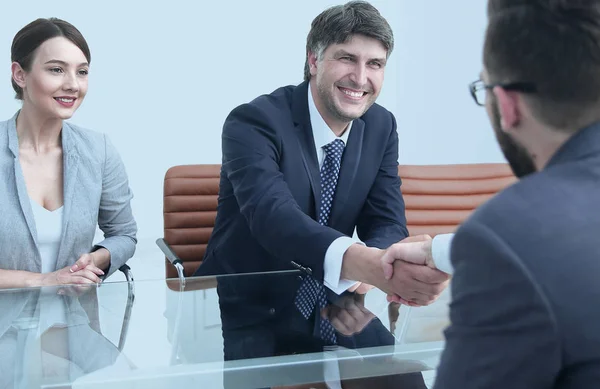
[11,62,27,89]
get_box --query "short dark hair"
[303,1,394,81]
[11,18,91,100]
[484,0,600,130]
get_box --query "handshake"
[347,234,451,307]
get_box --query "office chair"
[157,164,220,287]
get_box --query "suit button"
[269,308,276,315]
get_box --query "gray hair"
[303,1,394,81]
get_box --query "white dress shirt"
[307,84,361,294]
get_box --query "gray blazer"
[434,122,600,388]
[0,111,137,277]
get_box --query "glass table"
[0,270,450,389]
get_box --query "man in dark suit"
[384,1,600,387]
[195,1,449,378]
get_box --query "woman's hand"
[40,253,104,287]
[69,252,107,276]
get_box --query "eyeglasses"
[469,79,537,106]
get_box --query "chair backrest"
[162,163,515,278]
[399,164,516,237]
[163,164,221,278]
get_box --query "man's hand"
[381,235,435,280]
[322,294,375,336]
[383,259,449,306]
[341,241,449,308]
[380,235,449,306]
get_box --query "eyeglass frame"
[469,79,537,106]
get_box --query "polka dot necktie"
[294,139,345,345]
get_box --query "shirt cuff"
[324,236,363,295]
[431,233,454,275]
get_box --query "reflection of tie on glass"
[294,139,346,345]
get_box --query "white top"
[30,200,63,273]
[307,84,454,295]
[29,199,68,334]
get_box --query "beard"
[490,97,537,178]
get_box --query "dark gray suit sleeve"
[433,220,561,389]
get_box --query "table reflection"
[0,271,447,389]
[0,284,133,389]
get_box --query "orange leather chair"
[159,164,221,280]
[399,163,516,237]
[158,163,515,280]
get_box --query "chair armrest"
[118,264,133,282]
[155,238,182,266]
[156,238,186,287]
[117,264,135,351]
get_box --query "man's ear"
[308,51,319,77]
[493,86,521,131]
[11,62,27,89]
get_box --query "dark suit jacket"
[434,122,600,388]
[195,81,408,329]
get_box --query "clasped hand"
[321,294,375,336]
[41,253,104,292]
[379,235,450,307]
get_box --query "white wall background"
[0,1,503,242]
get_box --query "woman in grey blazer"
[0,18,137,385]
[0,18,137,287]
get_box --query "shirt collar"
[307,83,352,151]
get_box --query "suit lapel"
[292,82,321,216]
[56,123,79,264]
[329,119,365,226]
[7,113,38,248]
